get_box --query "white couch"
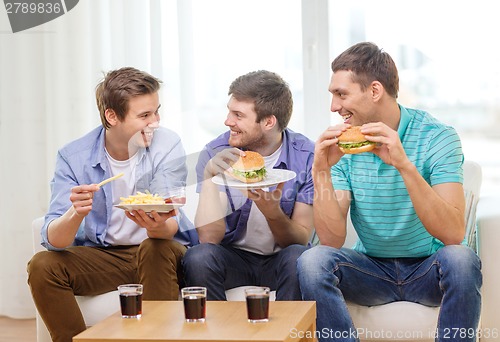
[32,161,500,342]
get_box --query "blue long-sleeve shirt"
[195,129,315,245]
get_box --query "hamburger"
[337,126,375,154]
[226,151,267,183]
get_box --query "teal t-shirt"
[331,105,464,258]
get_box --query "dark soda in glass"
[246,294,269,322]
[119,292,142,318]
[183,294,206,321]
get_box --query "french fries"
[119,191,165,205]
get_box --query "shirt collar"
[397,104,412,140]
[91,128,107,170]
[90,128,147,171]
[274,130,290,169]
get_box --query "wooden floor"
[0,316,36,342]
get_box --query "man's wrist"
[312,166,332,183]
[265,206,285,222]
[396,159,417,175]
[203,165,216,179]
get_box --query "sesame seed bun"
[338,126,375,154]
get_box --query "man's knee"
[283,244,308,257]
[279,244,308,269]
[182,243,223,284]
[437,245,481,272]
[440,245,482,271]
[436,245,482,292]
[27,251,65,287]
[183,243,220,267]
[298,245,337,273]
[138,238,186,262]
[139,237,177,250]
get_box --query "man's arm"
[195,178,229,243]
[363,122,465,244]
[195,148,241,244]
[307,124,353,248]
[246,184,313,247]
[312,169,351,248]
[398,165,465,244]
[47,184,99,248]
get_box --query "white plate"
[212,169,297,189]
[114,203,184,213]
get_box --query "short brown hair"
[332,42,399,99]
[95,67,162,129]
[228,70,293,131]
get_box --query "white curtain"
[0,0,166,319]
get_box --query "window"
[327,0,500,196]
[159,0,303,154]
[158,0,499,195]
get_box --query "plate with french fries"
[115,191,185,213]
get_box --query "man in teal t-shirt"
[298,42,482,342]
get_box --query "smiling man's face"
[329,70,377,126]
[119,92,161,149]
[224,96,267,150]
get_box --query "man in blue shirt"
[27,67,198,342]
[182,70,315,300]
[297,42,482,342]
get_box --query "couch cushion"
[75,291,120,327]
[347,301,438,341]
[225,286,276,301]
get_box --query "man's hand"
[204,147,243,179]
[245,182,285,219]
[125,210,178,238]
[125,209,176,230]
[47,183,99,248]
[69,184,100,217]
[361,122,411,170]
[245,182,312,247]
[313,124,351,173]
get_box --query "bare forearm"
[195,180,227,243]
[196,220,226,243]
[398,162,465,244]
[312,168,348,248]
[266,209,310,247]
[47,207,83,248]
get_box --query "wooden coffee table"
[73,300,316,342]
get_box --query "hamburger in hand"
[226,151,267,183]
[337,126,375,154]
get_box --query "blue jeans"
[297,245,482,342]
[182,243,307,300]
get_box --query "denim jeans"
[182,243,307,300]
[297,245,482,342]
